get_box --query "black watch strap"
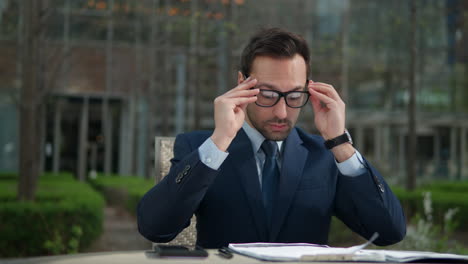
[324,131,352,149]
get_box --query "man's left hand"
[308,80,345,140]
[308,80,355,162]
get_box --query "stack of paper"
[228,242,468,263]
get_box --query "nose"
[272,97,288,119]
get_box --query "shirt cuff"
[198,138,229,170]
[335,150,366,177]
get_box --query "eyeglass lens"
[256,90,309,108]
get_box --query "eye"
[287,92,303,100]
[259,90,279,99]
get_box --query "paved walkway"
[85,206,152,252]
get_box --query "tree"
[406,0,417,191]
[17,0,71,200]
[17,0,42,200]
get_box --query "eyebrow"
[255,82,305,92]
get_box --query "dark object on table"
[145,245,208,258]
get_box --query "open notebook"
[228,235,468,263]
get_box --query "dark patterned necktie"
[261,140,280,225]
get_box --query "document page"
[228,242,377,262]
[228,243,468,262]
[364,249,468,263]
[229,233,380,261]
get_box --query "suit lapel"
[227,130,269,242]
[270,128,308,241]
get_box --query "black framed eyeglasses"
[243,73,310,108]
[255,89,310,108]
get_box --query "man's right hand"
[210,76,259,152]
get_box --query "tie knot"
[261,140,278,157]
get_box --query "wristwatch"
[324,130,353,149]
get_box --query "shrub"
[89,174,154,215]
[328,216,364,247]
[421,181,468,194]
[328,182,468,247]
[0,173,104,257]
[379,191,466,254]
[393,183,468,231]
[0,172,17,180]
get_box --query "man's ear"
[237,71,244,85]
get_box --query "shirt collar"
[242,122,283,154]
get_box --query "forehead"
[250,54,307,86]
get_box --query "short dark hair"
[240,28,310,77]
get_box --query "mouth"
[269,123,288,131]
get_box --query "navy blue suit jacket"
[138,127,406,248]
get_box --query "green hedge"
[421,181,468,193]
[0,173,104,257]
[393,182,468,231]
[0,171,18,180]
[328,182,468,247]
[89,174,154,215]
[88,175,467,233]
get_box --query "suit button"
[378,184,385,193]
[175,173,183,183]
[184,165,191,171]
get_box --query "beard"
[250,116,293,141]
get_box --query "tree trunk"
[340,0,350,103]
[17,1,41,200]
[406,0,417,191]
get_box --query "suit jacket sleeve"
[333,157,406,246]
[137,133,218,243]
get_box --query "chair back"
[154,136,197,246]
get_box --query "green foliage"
[0,172,17,180]
[381,192,466,254]
[43,225,83,255]
[420,181,468,193]
[0,173,104,257]
[328,182,468,251]
[89,174,154,215]
[393,182,468,231]
[328,216,364,247]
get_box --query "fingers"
[214,94,257,110]
[214,85,258,109]
[309,89,323,113]
[308,80,344,111]
[223,87,259,99]
[310,87,335,104]
[228,96,258,106]
[217,77,258,108]
[212,78,259,145]
[227,76,258,94]
[308,80,342,102]
[307,80,347,140]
